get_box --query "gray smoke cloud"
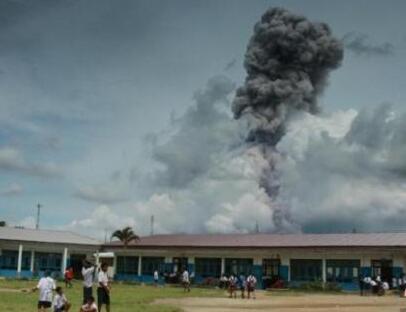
[233,8,343,144]
[151,75,239,188]
[343,32,394,57]
[233,8,343,230]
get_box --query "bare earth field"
[156,292,406,312]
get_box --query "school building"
[0,226,100,278]
[104,233,406,290]
[2,227,406,290]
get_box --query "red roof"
[104,233,406,248]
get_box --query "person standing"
[64,267,74,288]
[32,271,56,312]
[181,268,190,292]
[82,260,96,304]
[153,270,159,287]
[246,274,257,299]
[97,263,111,312]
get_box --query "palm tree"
[111,226,139,248]
[111,227,139,275]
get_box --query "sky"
[1,0,406,239]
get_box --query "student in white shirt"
[181,268,190,292]
[246,274,257,299]
[82,260,96,304]
[97,263,111,312]
[153,270,159,286]
[80,296,98,312]
[53,286,71,312]
[32,271,56,312]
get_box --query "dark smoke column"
[233,7,343,144]
[233,8,343,231]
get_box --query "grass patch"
[0,279,223,312]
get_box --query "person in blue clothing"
[238,274,246,299]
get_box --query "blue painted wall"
[0,269,32,278]
[252,265,262,289]
[361,267,372,277]
[393,267,403,278]
[279,265,289,281]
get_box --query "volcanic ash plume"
[233,7,343,144]
[233,8,343,230]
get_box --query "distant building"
[103,233,406,290]
[1,228,406,291]
[0,227,100,278]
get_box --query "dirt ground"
[155,291,406,312]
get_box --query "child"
[181,268,191,292]
[239,274,246,299]
[64,267,74,288]
[80,296,98,312]
[246,274,257,299]
[53,286,71,312]
[32,271,56,312]
[228,275,237,299]
[97,263,111,312]
[153,270,159,287]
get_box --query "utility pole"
[36,203,41,230]
[150,215,154,236]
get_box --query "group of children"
[359,274,406,296]
[225,274,257,299]
[32,261,111,312]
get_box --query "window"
[142,257,165,275]
[116,256,138,274]
[195,258,221,277]
[172,257,188,273]
[0,250,31,270]
[326,260,360,283]
[371,260,393,280]
[263,259,280,277]
[225,258,253,276]
[0,250,17,269]
[35,252,62,271]
[290,259,322,281]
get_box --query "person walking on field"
[82,260,96,304]
[228,275,237,299]
[246,274,257,299]
[64,266,74,288]
[32,271,56,312]
[97,263,111,312]
[154,270,159,287]
[181,268,191,292]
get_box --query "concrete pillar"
[62,247,68,274]
[221,258,225,275]
[138,256,142,276]
[322,258,327,283]
[17,244,23,276]
[280,256,290,282]
[30,250,35,272]
[95,251,100,266]
[112,255,117,276]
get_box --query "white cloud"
[0,147,61,178]
[276,104,406,232]
[65,205,137,240]
[74,185,129,204]
[0,182,23,196]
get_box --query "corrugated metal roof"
[105,233,406,248]
[0,227,100,246]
